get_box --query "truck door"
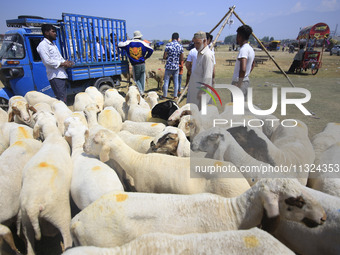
[25,35,55,97]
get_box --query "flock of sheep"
[0,85,339,255]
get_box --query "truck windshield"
[0,34,25,59]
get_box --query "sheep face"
[84,129,111,162]
[33,111,58,140]
[150,133,179,156]
[259,179,326,230]
[8,102,36,125]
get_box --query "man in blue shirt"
[161,32,184,100]
[118,31,153,94]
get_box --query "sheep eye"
[287,207,293,211]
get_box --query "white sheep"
[98,106,122,132]
[84,128,251,197]
[62,228,295,255]
[8,95,36,127]
[73,92,95,112]
[32,102,53,114]
[0,107,8,124]
[117,130,154,153]
[103,88,128,121]
[167,103,199,126]
[0,136,42,254]
[144,91,158,109]
[17,111,73,255]
[64,116,123,210]
[273,186,340,255]
[191,127,278,185]
[52,100,73,135]
[24,91,58,106]
[70,178,325,248]
[85,86,104,111]
[126,86,152,122]
[121,120,165,137]
[150,126,191,157]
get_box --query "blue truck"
[0,13,129,109]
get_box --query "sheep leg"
[0,224,21,254]
[20,210,37,255]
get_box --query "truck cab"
[0,14,129,109]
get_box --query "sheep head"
[84,129,112,162]
[257,179,326,232]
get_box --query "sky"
[0,0,339,41]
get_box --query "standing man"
[37,24,74,103]
[118,31,153,95]
[185,46,198,86]
[161,32,184,100]
[287,44,304,73]
[186,31,214,108]
[231,25,255,101]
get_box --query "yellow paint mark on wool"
[141,136,151,140]
[18,127,31,139]
[151,123,158,127]
[116,194,128,202]
[243,235,259,248]
[12,141,24,147]
[227,102,233,106]
[214,161,223,167]
[39,162,49,168]
[92,166,101,171]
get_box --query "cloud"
[320,0,339,11]
[290,2,305,13]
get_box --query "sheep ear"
[84,130,89,141]
[212,134,226,160]
[33,124,41,139]
[137,94,141,104]
[8,111,14,122]
[99,144,111,162]
[125,94,130,103]
[262,191,280,218]
[29,106,37,114]
[177,138,186,157]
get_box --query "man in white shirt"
[37,24,74,103]
[232,25,255,101]
[186,31,214,108]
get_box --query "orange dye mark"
[151,123,158,127]
[116,194,128,202]
[92,166,101,171]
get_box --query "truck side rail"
[60,13,128,65]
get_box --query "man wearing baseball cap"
[118,30,154,94]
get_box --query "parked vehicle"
[0,13,129,109]
[330,45,340,56]
[295,22,330,75]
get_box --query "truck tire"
[0,97,9,111]
[94,77,114,94]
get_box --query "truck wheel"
[98,84,112,94]
[94,77,114,94]
[0,97,9,111]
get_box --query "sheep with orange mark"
[85,86,104,111]
[17,111,73,255]
[125,86,153,122]
[63,228,295,255]
[117,130,154,153]
[121,120,165,137]
[8,95,37,127]
[0,132,42,255]
[64,116,123,210]
[103,88,128,121]
[84,128,250,197]
[70,178,326,248]
[98,106,122,132]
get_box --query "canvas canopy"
[297,23,330,40]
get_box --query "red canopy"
[297,23,330,40]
